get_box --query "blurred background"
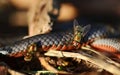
[0,0,120,32]
[0,0,120,43]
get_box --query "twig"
[8,68,25,75]
[81,46,120,67]
[45,49,120,75]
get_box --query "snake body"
[0,29,75,56]
[0,23,120,58]
[91,39,120,52]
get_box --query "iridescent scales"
[84,24,117,43]
[91,38,120,53]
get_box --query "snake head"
[73,19,91,42]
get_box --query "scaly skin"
[0,29,75,57]
[90,38,120,59]
[0,21,119,59]
[91,38,120,53]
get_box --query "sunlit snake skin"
[83,24,118,42]
[91,38,120,52]
[0,24,119,58]
[0,29,75,56]
[90,38,120,59]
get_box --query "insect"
[73,20,91,47]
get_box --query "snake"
[0,20,120,60]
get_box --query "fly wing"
[73,19,83,34]
[73,19,79,26]
[82,24,91,37]
[73,19,80,32]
